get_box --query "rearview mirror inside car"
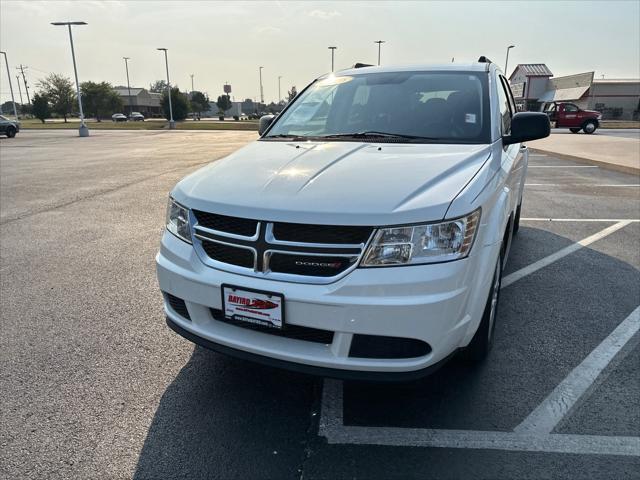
[503,112,551,145]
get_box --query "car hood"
[173,140,491,226]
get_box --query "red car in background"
[544,102,602,134]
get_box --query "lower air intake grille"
[210,308,334,344]
[164,292,190,320]
[349,335,431,359]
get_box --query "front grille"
[164,292,190,320]
[269,253,357,277]
[193,210,258,237]
[192,210,373,282]
[272,222,372,245]
[349,335,431,359]
[201,240,254,269]
[210,308,334,344]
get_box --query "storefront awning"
[538,85,590,102]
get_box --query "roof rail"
[477,56,492,64]
[352,62,374,69]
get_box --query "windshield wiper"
[319,131,440,141]
[263,134,310,140]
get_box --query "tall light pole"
[374,40,385,66]
[0,52,18,119]
[123,57,132,116]
[504,45,515,77]
[278,75,282,104]
[157,48,175,129]
[190,74,194,93]
[259,66,264,104]
[328,46,337,72]
[51,21,89,137]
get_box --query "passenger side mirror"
[503,112,550,145]
[258,115,276,136]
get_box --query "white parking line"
[515,306,640,434]
[501,221,632,289]
[528,165,599,168]
[319,379,640,456]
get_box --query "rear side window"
[496,76,513,135]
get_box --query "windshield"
[265,71,490,143]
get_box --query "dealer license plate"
[221,284,284,330]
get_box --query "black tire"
[569,128,581,133]
[6,126,16,138]
[463,252,502,363]
[513,202,522,235]
[583,120,597,134]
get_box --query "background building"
[114,87,163,117]
[509,64,639,120]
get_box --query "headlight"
[361,209,481,266]
[166,196,192,244]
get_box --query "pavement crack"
[296,379,324,480]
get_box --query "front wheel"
[6,126,16,138]
[583,121,597,134]
[463,254,502,363]
[569,128,581,133]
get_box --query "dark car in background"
[0,115,20,138]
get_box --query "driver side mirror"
[258,115,276,136]
[503,112,550,145]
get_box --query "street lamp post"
[374,40,385,66]
[123,57,132,116]
[278,76,282,104]
[328,46,337,72]
[0,52,18,120]
[504,45,515,77]
[157,48,175,129]
[51,21,89,137]
[259,66,264,104]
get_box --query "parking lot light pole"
[51,21,89,137]
[0,52,19,120]
[278,76,282,103]
[328,46,337,72]
[157,48,175,129]
[374,40,385,66]
[259,66,264,104]
[123,57,132,116]
[504,45,515,76]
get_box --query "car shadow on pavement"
[133,226,639,479]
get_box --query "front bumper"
[157,230,499,376]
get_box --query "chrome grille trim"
[189,210,375,284]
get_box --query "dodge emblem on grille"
[295,260,342,268]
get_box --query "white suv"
[156,58,550,380]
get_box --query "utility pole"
[504,45,515,77]
[0,51,18,119]
[328,46,337,72]
[123,57,132,116]
[17,64,30,104]
[259,66,264,104]
[190,74,194,93]
[16,75,24,105]
[374,40,385,66]
[278,76,282,103]
[52,21,89,137]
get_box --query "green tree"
[80,81,123,122]
[31,94,51,123]
[189,91,209,119]
[38,74,76,122]
[287,86,297,102]
[1,101,16,115]
[149,80,168,93]
[161,87,190,121]
[216,94,232,116]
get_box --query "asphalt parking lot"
[1,130,639,479]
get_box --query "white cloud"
[308,9,341,20]
[255,25,283,35]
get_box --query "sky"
[1,0,639,104]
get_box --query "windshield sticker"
[465,113,477,124]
